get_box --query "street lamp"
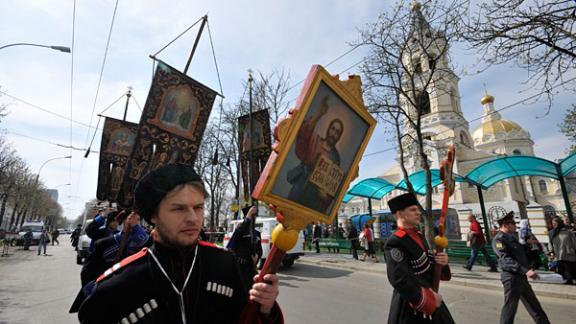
[36,156,72,184]
[30,156,72,221]
[0,43,71,53]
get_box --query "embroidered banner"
[117,61,217,207]
[237,109,272,203]
[96,117,138,202]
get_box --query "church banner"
[96,117,138,202]
[117,60,217,207]
[238,109,272,203]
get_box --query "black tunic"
[78,241,283,324]
[384,229,455,324]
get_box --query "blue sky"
[0,0,572,219]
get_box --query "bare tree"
[463,0,576,108]
[196,122,232,230]
[357,1,466,244]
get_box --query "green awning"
[560,152,576,176]
[396,169,468,195]
[345,178,397,200]
[466,156,559,189]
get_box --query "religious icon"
[151,85,201,138]
[107,129,136,156]
[253,65,376,225]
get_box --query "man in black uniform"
[383,193,454,324]
[78,164,283,324]
[71,224,82,250]
[69,212,152,313]
[227,206,263,287]
[312,223,322,253]
[492,211,550,324]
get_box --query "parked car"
[76,220,93,265]
[15,221,49,245]
[224,217,305,268]
[57,228,71,235]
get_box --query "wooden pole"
[183,15,208,75]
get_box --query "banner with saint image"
[117,60,217,207]
[96,117,138,202]
[238,109,272,202]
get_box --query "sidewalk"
[297,252,576,300]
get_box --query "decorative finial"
[481,82,494,105]
[248,69,253,82]
[411,0,422,11]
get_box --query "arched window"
[513,149,522,155]
[428,54,437,71]
[413,57,422,74]
[539,180,548,193]
[450,87,459,112]
[416,91,431,115]
[460,131,470,147]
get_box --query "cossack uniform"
[384,227,455,324]
[78,240,283,324]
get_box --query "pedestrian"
[51,228,60,245]
[312,223,322,253]
[226,205,263,288]
[330,225,341,253]
[86,210,120,253]
[69,212,152,313]
[37,227,49,256]
[519,219,543,270]
[71,224,82,250]
[78,163,283,324]
[384,193,455,323]
[492,211,550,324]
[464,213,497,272]
[360,223,378,262]
[23,229,33,250]
[346,220,359,260]
[548,217,576,285]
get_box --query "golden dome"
[472,119,525,143]
[480,94,494,105]
[411,0,421,11]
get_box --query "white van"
[16,221,46,245]
[224,217,305,268]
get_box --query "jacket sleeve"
[492,236,528,274]
[384,238,437,315]
[80,241,105,287]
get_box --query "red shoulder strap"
[96,248,148,283]
[394,229,407,238]
[198,240,217,248]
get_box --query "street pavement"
[0,235,80,324]
[279,261,575,324]
[0,241,574,324]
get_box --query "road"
[0,241,573,324]
[0,235,80,324]
[278,263,574,324]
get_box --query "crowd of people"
[68,164,283,323]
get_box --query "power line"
[82,0,120,149]
[75,0,120,211]
[4,129,96,153]
[0,90,96,129]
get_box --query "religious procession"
[1,1,575,324]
